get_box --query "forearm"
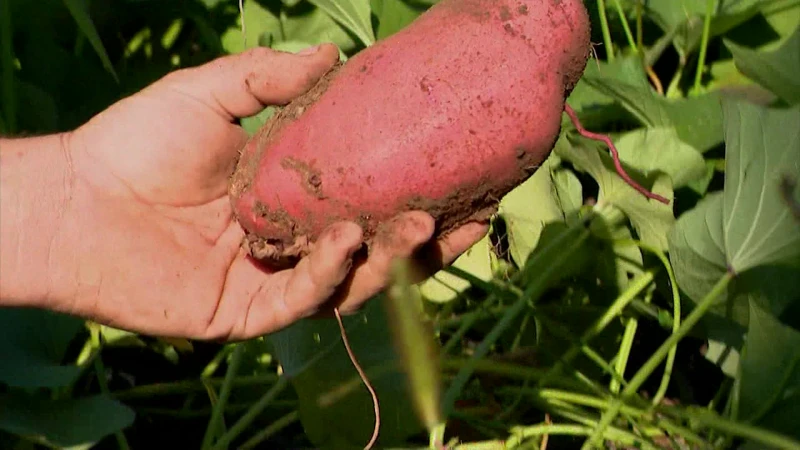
[0,133,77,308]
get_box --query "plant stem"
[210,376,291,450]
[582,272,734,449]
[0,0,16,133]
[91,338,131,450]
[616,239,682,406]
[611,0,637,53]
[635,0,643,51]
[537,269,656,388]
[611,311,638,394]
[692,0,715,94]
[596,0,614,61]
[502,387,708,446]
[112,374,279,399]
[239,410,300,450]
[666,407,800,450]
[202,343,245,450]
[441,216,593,416]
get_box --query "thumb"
[156,44,341,121]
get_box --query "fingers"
[157,44,341,121]
[323,211,438,314]
[209,213,488,340]
[323,217,489,315]
[209,221,362,340]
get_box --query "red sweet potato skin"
[229,0,591,267]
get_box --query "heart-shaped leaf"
[668,100,800,328]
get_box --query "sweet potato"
[229,0,592,268]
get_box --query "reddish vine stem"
[563,103,670,205]
[334,307,381,450]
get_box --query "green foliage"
[2,0,800,449]
[725,24,800,105]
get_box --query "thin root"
[646,65,664,95]
[563,103,670,204]
[334,308,381,450]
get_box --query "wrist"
[0,133,78,309]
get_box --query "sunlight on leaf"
[62,0,118,82]
[725,24,800,105]
[0,392,134,448]
[220,0,281,53]
[419,233,493,304]
[308,0,375,46]
[281,6,360,54]
[613,127,707,189]
[371,0,424,40]
[498,156,567,267]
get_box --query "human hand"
[50,44,487,340]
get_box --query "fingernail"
[297,45,321,56]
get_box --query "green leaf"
[555,133,676,252]
[220,0,282,54]
[370,0,425,40]
[565,55,650,130]
[266,299,421,449]
[722,104,800,271]
[646,0,799,56]
[736,301,800,441]
[498,155,569,267]
[0,392,134,448]
[725,25,800,105]
[307,0,375,47]
[419,232,493,304]
[580,76,725,152]
[62,0,118,82]
[613,127,708,189]
[668,100,800,328]
[280,5,359,55]
[0,308,84,388]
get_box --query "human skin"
[0,44,488,341]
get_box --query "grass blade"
[386,259,443,434]
[62,0,118,82]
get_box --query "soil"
[280,156,326,199]
[228,62,344,201]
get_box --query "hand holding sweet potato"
[0,45,487,340]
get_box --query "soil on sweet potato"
[228,62,345,201]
